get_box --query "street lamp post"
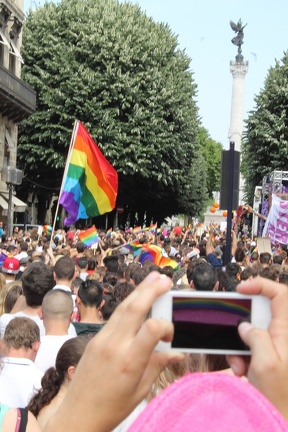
[2,166,23,237]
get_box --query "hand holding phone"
[227,277,288,421]
[151,290,271,355]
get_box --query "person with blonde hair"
[3,282,22,314]
[0,271,6,293]
[0,281,22,316]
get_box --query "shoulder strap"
[17,408,28,432]
[15,408,21,432]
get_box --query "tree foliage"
[242,52,288,204]
[19,0,205,225]
[198,127,222,198]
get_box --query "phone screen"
[172,296,251,351]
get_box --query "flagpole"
[51,120,79,237]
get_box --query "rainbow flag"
[43,225,53,235]
[78,226,99,247]
[159,256,179,270]
[106,228,113,236]
[139,244,178,270]
[124,241,143,257]
[133,226,142,234]
[59,121,118,226]
[149,223,157,233]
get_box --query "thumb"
[238,321,274,356]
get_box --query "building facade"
[0,0,36,223]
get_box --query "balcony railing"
[0,64,36,122]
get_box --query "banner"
[262,194,288,244]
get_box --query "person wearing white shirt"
[0,261,54,337]
[35,289,75,372]
[14,241,29,262]
[162,238,177,258]
[53,256,76,295]
[53,256,78,320]
[0,317,43,408]
[77,257,89,281]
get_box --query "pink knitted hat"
[129,373,288,432]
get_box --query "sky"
[24,0,288,149]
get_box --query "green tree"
[18,0,204,225]
[198,127,222,198]
[242,52,288,204]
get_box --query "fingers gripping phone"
[151,290,271,355]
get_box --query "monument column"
[229,61,248,152]
[228,20,248,205]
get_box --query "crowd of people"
[0,222,287,430]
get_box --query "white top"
[14,251,29,261]
[0,311,76,338]
[79,272,89,281]
[35,335,75,372]
[53,284,72,292]
[0,312,45,338]
[0,357,43,408]
[162,246,177,258]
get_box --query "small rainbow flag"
[78,226,99,247]
[133,226,142,234]
[106,228,113,236]
[43,225,53,235]
[124,241,143,257]
[139,244,178,270]
[149,223,157,233]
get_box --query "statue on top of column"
[230,19,247,58]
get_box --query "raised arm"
[231,229,238,257]
[206,226,215,256]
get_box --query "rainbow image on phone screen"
[172,297,251,351]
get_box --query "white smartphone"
[151,290,271,355]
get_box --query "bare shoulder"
[2,408,18,431]
[27,411,42,432]
[2,408,41,432]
